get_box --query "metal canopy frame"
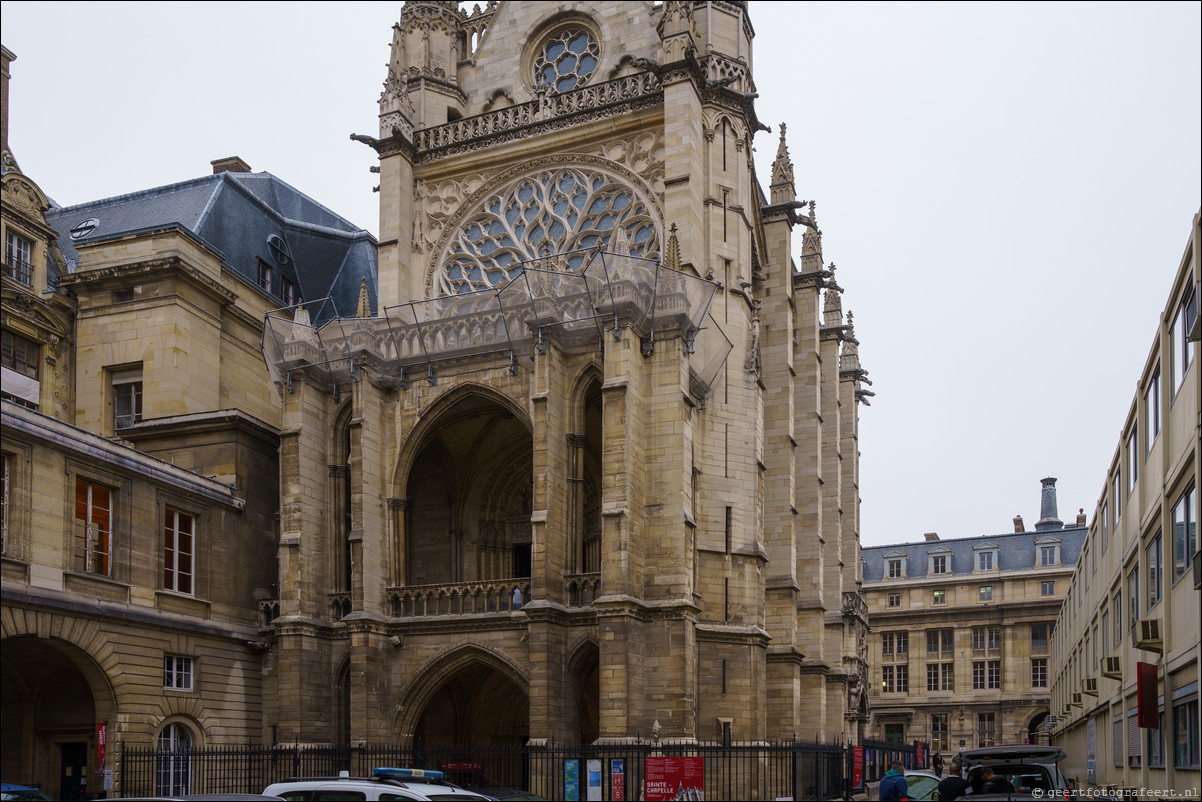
[261,247,732,403]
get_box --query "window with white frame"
[927,662,954,692]
[882,665,909,694]
[1144,367,1160,454]
[931,714,949,752]
[156,722,193,795]
[927,628,954,654]
[164,655,194,690]
[1102,611,1110,656]
[929,553,948,574]
[1169,283,1197,395]
[887,592,901,608]
[1127,566,1139,631]
[1032,658,1047,687]
[163,509,194,594]
[1041,580,1055,596]
[1146,533,1162,610]
[1172,483,1197,583]
[112,367,143,429]
[1101,502,1108,553]
[74,479,112,575]
[887,557,904,578]
[1039,545,1058,566]
[1113,471,1122,521]
[4,230,33,285]
[1127,429,1138,491]
[932,589,946,605]
[1113,591,1123,645]
[976,548,997,571]
[978,712,997,747]
[1174,686,1199,769]
[257,260,273,292]
[979,585,992,602]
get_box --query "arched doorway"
[569,642,600,744]
[0,636,116,800]
[402,390,533,586]
[1027,711,1049,744]
[413,657,530,747]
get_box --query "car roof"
[957,745,1066,764]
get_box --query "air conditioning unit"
[1070,692,1083,707]
[1082,677,1099,696]
[1135,618,1163,652]
[1102,656,1122,679]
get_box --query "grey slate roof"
[861,526,1087,582]
[45,171,376,325]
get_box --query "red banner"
[852,746,864,788]
[1137,661,1159,729]
[96,722,107,768]
[645,756,704,801]
[611,758,625,801]
[915,740,925,768]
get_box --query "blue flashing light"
[372,767,444,782]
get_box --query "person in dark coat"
[879,760,908,801]
[937,764,972,801]
[933,751,945,777]
[981,767,1015,793]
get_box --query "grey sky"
[2,1,1198,546]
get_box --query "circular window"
[70,218,100,240]
[267,234,291,265]
[533,28,600,94]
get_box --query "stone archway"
[0,635,117,800]
[404,648,530,748]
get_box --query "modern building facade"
[1049,211,1200,796]
[862,480,1086,759]
[3,1,874,795]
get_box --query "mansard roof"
[45,170,376,324]
[862,526,1086,582]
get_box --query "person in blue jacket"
[879,760,909,801]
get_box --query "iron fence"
[120,739,846,800]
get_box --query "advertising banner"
[852,746,864,789]
[564,759,580,801]
[1137,661,1159,729]
[914,740,925,768]
[96,722,107,768]
[1086,717,1097,784]
[586,758,602,801]
[645,755,704,801]
[611,758,625,801]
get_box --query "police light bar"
[372,767,445,782]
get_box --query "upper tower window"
[4,231,33,286]
[534,28,600,94]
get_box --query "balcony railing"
[566,573,601,607]
[388,579,531,618]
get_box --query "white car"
[954,745,1071,798]
[263,767,491,802]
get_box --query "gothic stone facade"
[263,0,872,748]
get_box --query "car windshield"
[904,774,940,801]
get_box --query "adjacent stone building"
[3,1,874,795]
[1049,211,1199,796]
[862,480,1086,758]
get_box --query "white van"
[263,767,491,802]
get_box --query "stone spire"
[609,224,632,258]
[840,311,860,372]
[799,217,823,274]
[664,223,681,271]
[356,278,372,318]
[823,263,843,327]
[1035,477,1064,531]
[769,123,796,205]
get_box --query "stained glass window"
[439,167,658,295]
[534,29,600,94]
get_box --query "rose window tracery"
[438,167,659,296]
[534,29,600,94]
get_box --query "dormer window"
[928,549,952,576]
[974,543,999,573]
[4,231,33,286]
[1037,538,1062,567]
[885,553,907,579]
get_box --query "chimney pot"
[923,532,939,541]
[1076,507,1087,526]
[211,156,252,174]
[1035,477,1064,531]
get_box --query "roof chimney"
[211,156,252,174]
[1076,508,1087,527]
[1034,477,1063,532]
[923,532,940,541]
[1013,515,1025,533]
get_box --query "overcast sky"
[3,2,1198,547]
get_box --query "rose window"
[438,167,659,296]
[533,29,600,94]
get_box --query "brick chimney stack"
[211,156,252,174]
[1013,515,1025,533]
[1076,508,1087,526]
[924,532,940,541]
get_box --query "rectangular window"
[1032,658,1048,687]
[1089,542,1095,574]
[1146,533,1162,610]
[887,558,903,578]
[1173,484,1197,582]
[882,633,894,655]
[1113,716,1124,768]
[1040,546,1056,566]
[1114,472,1122,521]
[163,509,194,595]
[927,663,953,692]
[887,593,900,608]
[1128,708,1141,768]
[1031,623,1048,650]
[931,555,947,574]
[927,628,953,654]
[1127,430,1138,491]
[882,665,895,693]
[895,632,908,654]
[1148,710,1165,768]
[1128,566,1139,631]
[895,664,908,693]
[1101,502,1108,553]
[112,368,143,429]
[1,329,39,379]
[978,551,993,570]
[931,714,949,752]
[1144,367,1160,453]
[979,585,993,602]
[1102,611,1110,656]
[280,276,295,306]
[1092,624,1099,667]
[1170,284,1198,395]
[4,230,33,285]
[932,589,946,605]
[977,712,997,748]
[973,661,986,690]
[257,260,273,292]
[1041,580,1055,596]
[73,479,111,575]
[1175,697,1199,768]
[163,655,193,690]
[1114,591,1123,645]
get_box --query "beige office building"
[863,482,1086,759]
[1049,211,1200,796]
